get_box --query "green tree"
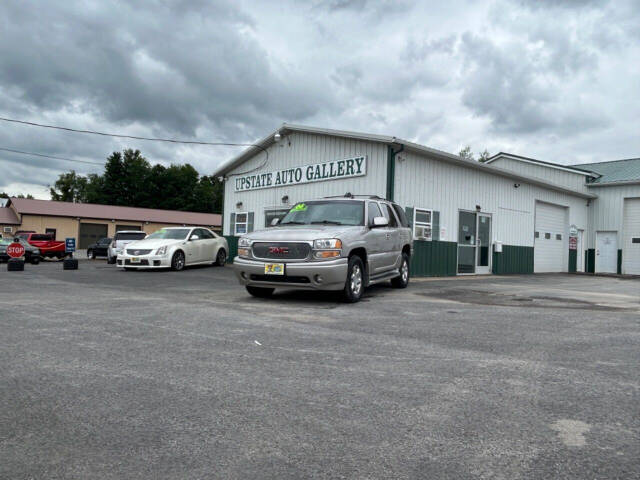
[458,145,474,160]
[48,149,224,213]
[49,171,88,202]
[478,149,491,163]
[1,192,34,199]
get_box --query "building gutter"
[586,180,640,187]
[386,140,404,201]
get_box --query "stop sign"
[7,242,25,258]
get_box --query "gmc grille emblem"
[134,250,140,255]
[268,246,289,254]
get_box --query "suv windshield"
[279,201,364,226]
[114,232,146,241]
[145,228,190,240]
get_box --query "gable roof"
[485,152,597,176]
[0,206,20,224]
[9,197,221,226]
[214,124,597,199]
[571,158,640,185]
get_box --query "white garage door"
[534,201,567,272]
[622,198,640,274]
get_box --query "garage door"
[79,223,108,249]
[622,198,640,274]
[534,201,567,272]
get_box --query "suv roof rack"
[323,193,388,200]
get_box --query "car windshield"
[279,201,364,226]
[0,238,12,245]
[145,228,190,240]
[115,232,146,241]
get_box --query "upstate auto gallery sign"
[234,156,367,192]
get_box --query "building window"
[3,226,12,234]
[535,231,539,238]
[235,212,248,235]
[45,228,57,240]
[265,208,290,227]
[632,238,640,244]
[556,234,562,240]
[545,233,551,239]
[414,208,432,241]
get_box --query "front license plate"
[264,263,285,275]
[130,257,140,263]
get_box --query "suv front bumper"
[232,257,348,291]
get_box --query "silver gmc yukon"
[233,194,413,302]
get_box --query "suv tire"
[246,286,274,298]
[107,256,116,264]
[343,255,365,303]
[171,251,186,271]
[391,252,410,288]
[30,255,41,265]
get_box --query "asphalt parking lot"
[1,260,638,479]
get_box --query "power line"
[0,116,267,154]
[0,147,104,166]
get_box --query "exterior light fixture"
[236,201,243,209]
[475,205,481,211]
[282,195,289,204]
[514,183,520,188]
[274,132,281,142]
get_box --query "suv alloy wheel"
[343,255,364,303]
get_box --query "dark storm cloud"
[0,0,638,197]
[0,0,336,139]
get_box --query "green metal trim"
[410,240,457,277]
[568,249,577,273]
[386,144,404,201]
[492,245,534,274]
[617,249,622,274]
[586,249,595,273]
[386,146,395,201]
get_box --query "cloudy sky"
[0,0,638,198]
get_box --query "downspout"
[386,141,404,201]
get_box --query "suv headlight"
[156,246,167,255]
[238,237,252,247]
[314,239,342,249]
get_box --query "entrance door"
[596,231,618,273]
[476,213,492,274]
[458,211,477,274]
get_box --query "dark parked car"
[87,237,112,259]
[0,237,42,264]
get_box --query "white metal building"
[214,124,639,276]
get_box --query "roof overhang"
[485,152,599,177]
[214,124,597,200]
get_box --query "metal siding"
[490,157,591,194]
[393,150,588,251]
[222,132,387,235]
[622,198,640,274]
[585,184,640,250]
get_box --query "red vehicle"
[17,232,66,259]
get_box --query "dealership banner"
[234,155,367,192]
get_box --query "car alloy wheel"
[216,249,226,266]
[172,251,185,271]
[350,264,362,296]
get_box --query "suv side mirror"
[371,216,389,228]
[270,218,280,226]
[190,234,200,241]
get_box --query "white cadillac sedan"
[117,226,228,271]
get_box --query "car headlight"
[238,237,252,247]
[156,246,167,255]
[237,248,251,257]
[314,238,342,249]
